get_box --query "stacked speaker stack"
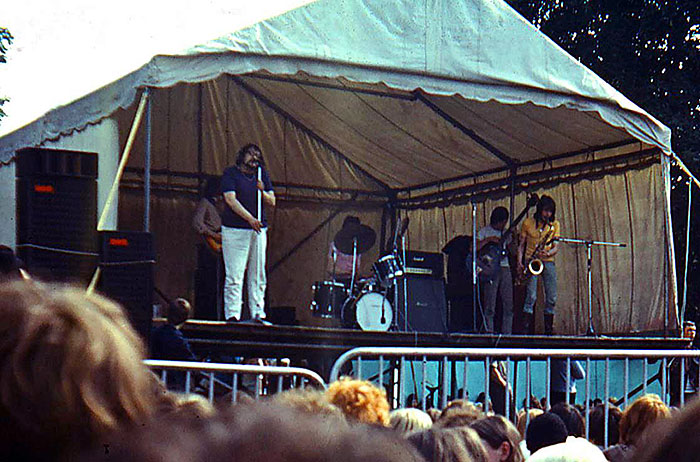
[16,147,98,283]
[16,147,154,341]
[396,250,447,333]
[98,231,154,340]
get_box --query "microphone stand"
[256,166,264,321]
[557,236,627,336]
[471,203,478,332]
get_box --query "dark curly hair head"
[235,143,264,167]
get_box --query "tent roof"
[0,0,673,183]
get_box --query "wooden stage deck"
[179,320,689,370]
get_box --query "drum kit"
[309,220,404,331]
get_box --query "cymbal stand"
[331,246,338,283]
[400,228,408,331]
[557,237,626,336]
[350,237,358,295]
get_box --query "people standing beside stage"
[549,359,586,406]
[150,298,196,362]
[192,177,224,319]
[476,207,514,334]
[221,143,275,323]
[669,320,699,406]
[517,195,560,335]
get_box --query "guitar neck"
[500,200,535,242]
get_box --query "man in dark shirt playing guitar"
[476,207,513,334]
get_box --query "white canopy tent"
[0,0,680,334]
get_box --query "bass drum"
[342,291,393,331]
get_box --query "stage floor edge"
[174,319,690,365]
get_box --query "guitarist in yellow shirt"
[516,195,560,335]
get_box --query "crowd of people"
[1,276,700,461]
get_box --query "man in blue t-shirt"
[220,143,275,322]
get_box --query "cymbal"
[334,223,376,255]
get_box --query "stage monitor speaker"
[98,231,154,341]
[15,147,98,283]
[396,276,447,333]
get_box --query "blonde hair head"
[516,408,544,438]
[619,393,670,445]
[274,388,346,420]
[390,408,433,435]
[0,280,158,458]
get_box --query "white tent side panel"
[0,119,120,251]
[0,162,16,247]
[42,118,121,231]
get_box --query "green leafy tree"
[506,1,700,322]
[0,27,13,120]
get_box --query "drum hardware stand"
[471,203,479,332]
[391,216,409,332]
[331,246,338,284]
[557,237,627,336]
[350,237,358,295]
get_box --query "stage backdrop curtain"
[402,162,671,335]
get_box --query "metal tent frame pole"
[681,180,692,323]
[144,88,152,232]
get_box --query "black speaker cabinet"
[15,147,98,283]
[98,231,154,341]
[396,276,447,333]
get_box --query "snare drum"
[310,281,347,319]
[372,254,404,286]
[342,291,393,331]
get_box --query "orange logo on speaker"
[34,184,55,193]
[109,238,129,247]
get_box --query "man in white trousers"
[221,143,275,323]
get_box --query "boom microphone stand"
[471,203,478,332]
[256,166,265,323]
[557,237,626,336]
[400,219,409,332]
[390,216,409,331]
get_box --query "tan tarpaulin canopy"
[117,72,673,335]
[0,0,678,334]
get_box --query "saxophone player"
[517,195,560,335]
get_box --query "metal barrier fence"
[145,360,326,402]
[330,347,700,446]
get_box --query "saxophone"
[517,223,556,284]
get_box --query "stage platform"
[178,320,690,376]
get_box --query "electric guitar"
[204,235,222,254]
[467,194,539,279]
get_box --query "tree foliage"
[506,0,700,321]
[0,27,13,120]
[506,1,699,162]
